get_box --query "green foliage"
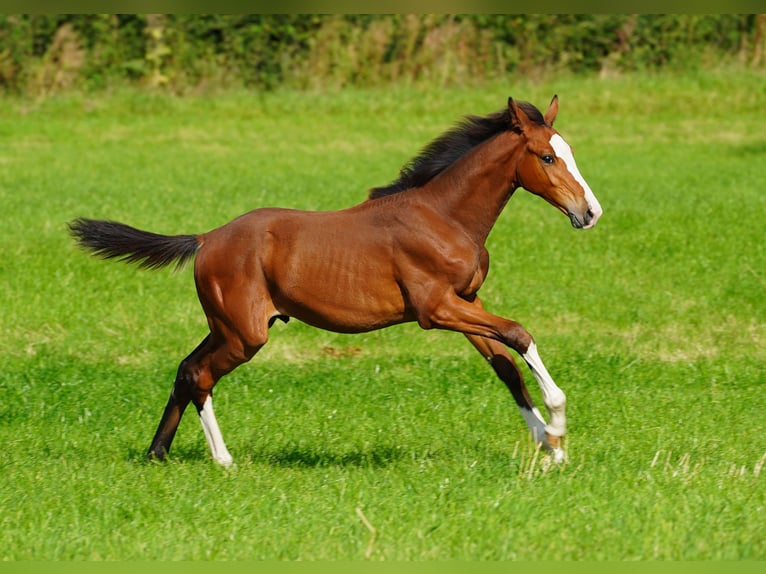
[0,15,764,94]
[0,71,765,559]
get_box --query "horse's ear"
[544,94,559,126]
[508,97,526,133]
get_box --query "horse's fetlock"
[547,389,566,411]
[540,382,566,409]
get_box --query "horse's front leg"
[465,333,563,455]
[520,339,567,455]
[420,293,567,461]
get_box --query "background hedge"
[0,14,764,94]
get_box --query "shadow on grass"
[253,443,412,469]
[127,442,422,469]
[126,443,211,465]
[727,140,766,157]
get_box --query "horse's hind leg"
[147,326,264,466]
[147,336,210,462]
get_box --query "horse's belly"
[272,278,410,334]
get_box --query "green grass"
[1,70,765,560]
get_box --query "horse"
[68,95,602,467]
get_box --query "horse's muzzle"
[569,207,601,229]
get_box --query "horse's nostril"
[567,211,583,228]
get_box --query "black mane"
[369,101,545,199]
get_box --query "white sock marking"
[199,396,233,467]
[522,342,567,437]
[549,133,602,227]
[520,406,547,440]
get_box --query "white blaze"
[549,134,602,228]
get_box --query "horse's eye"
[542,154,555,165]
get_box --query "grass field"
[1,70,765,560]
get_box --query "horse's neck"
[422,131,522,245]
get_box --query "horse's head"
[510,96,602,229]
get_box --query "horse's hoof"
[551,447,567,464]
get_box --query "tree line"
[1,14,763,94]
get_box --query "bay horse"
[69,96,602,466]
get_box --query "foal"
[69,96,602,466]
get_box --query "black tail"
[68,218,200,270]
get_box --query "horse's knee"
[504,323,533,354]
